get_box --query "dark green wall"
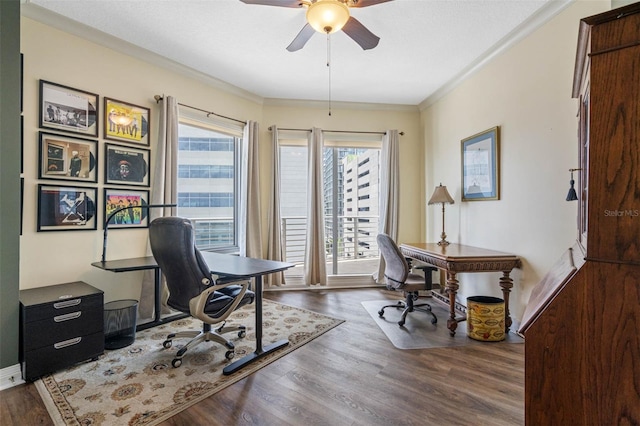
[0,0,21,370]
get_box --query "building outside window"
[177,121,240,252]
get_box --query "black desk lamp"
[100,203,176,263]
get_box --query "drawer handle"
[54,337,82,349]
[54,312,81,322]
[53,299,81,309]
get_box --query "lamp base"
[437,239,450,246]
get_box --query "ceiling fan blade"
[287,24,316,52]
[239,0,303,8]
[349,0,394,7]
[342,17,380,50]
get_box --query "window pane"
[177,123,238,250]
[279,144,380,278]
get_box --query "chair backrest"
[377,233,409,288]
[149,216,212,313]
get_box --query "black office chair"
[149,216,255,367]
[377,233,438,326]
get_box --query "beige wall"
[20,18,262,302]
[19,18,421,302]
[421,0,609,325]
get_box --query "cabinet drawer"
[22,293,103,323]
[21,331,104,381]
[22,307,103,352]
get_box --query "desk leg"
[223,275,289,375]
[500,271,513,333]
[446,271,460,336]
[136,267,188,331]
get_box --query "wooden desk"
[400,243,522,336]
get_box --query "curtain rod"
[268,126,404,136]
[154,95,246,125]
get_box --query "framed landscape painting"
[104,97,150,145]
[39,80,98,137]
[461,126,500,201]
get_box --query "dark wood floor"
[1,288,524,425]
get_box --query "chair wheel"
[225,350,235,360]
[238,330,246,338]
[398,320,405,326]
[172,358,182,368]
[431,317,438,325]
[378,310,384,317]
[163,340,172,349]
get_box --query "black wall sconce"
[566,168,582,201]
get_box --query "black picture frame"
[37,184,98,231]
[104,97,150,146]
[39,80,99,137]
[104,143,150,187]
[38,132,98,183]
[104,188,150,229]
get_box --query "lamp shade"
[428,184,455,205]
[306,0,350,34]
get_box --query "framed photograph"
[104,188,150,229]
[104,97,150,145]
[461,126,500,201]
[39,80,98,137]
[37,184,97,231]
[38,132,98,183]
[105,143,150,187]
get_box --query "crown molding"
[418,0,575,111]
[263,97,419,112]
[21,2,265,105]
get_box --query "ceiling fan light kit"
[306,0,350,34]
[241,0,390,51]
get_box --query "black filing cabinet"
[19,281,104,381]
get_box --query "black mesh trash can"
[104,299,138,349]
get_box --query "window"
[177,121,240,251]
[279,137,382,280]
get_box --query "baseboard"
[0,364,25,390]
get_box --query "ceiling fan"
[239,0,394,51]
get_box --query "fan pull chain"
[327,31,332,116]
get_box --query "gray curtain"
[139,95,178,320]
[375,129,400,283]
[304,127,327,286]
[239,120,263,258]
[266,125,285,286]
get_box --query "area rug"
[35,300,344,425]
[362,299,523,349]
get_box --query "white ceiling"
[22,0,572,107]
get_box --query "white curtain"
[239,120,263,258]
[266,125,285,286]
[304,127,327,286]
[139,95,178,319]
[375,129,400,283]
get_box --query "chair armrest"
[189,278,251,324]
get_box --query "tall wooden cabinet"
[518,4,640,425]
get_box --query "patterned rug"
[35,300,344,425]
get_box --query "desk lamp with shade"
[428,183,455,246]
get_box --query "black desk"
[197,253,294,375]
[92,253,294,375]
[91,257,188,331]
